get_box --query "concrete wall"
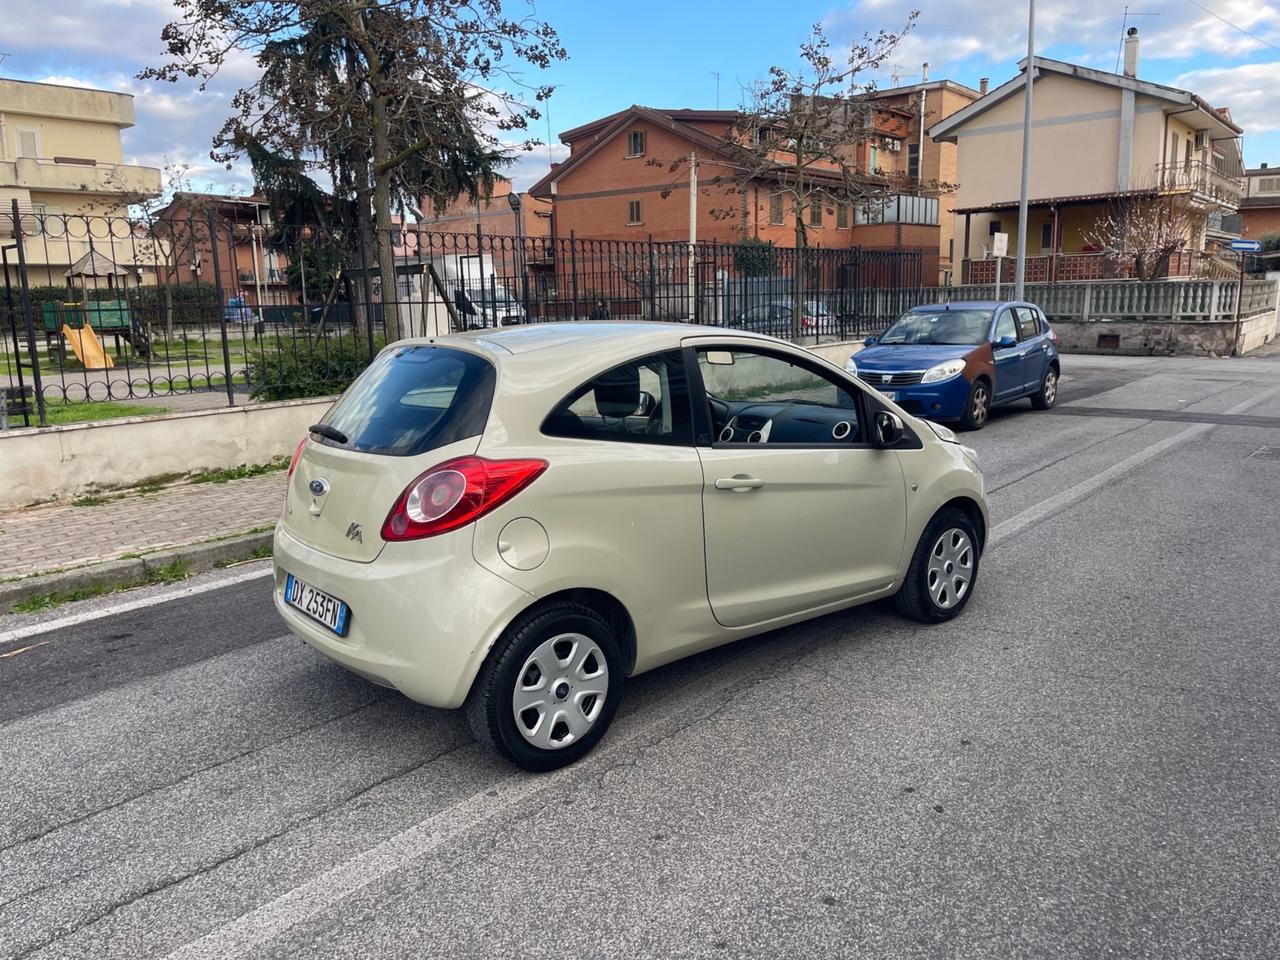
[0,397,335,511]
[1050,309,1276,357]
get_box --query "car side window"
[542,350,692,446]
[697,347,862,445]
[993,309,1017,343]
[1014,307,1040,341]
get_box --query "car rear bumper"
[870,375,972,421]
[272,525,534,709]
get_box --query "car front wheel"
[466,600,623,772]
[895,508,981,623]
[959,379,991,431]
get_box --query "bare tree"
[652,20,919,337]
[1082,191,1201,280]
[142,0,565,342]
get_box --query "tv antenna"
[887,64,920,87]
[709,71,721,109]
[1113,6,1159,73]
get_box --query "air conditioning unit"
[1194,130,1209,151]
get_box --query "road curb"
[0,531,274,612]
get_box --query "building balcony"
[0,156,161,200]
[962,251,1195,284]
[1155,160,1242,210]
[854,194,939,226]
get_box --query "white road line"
[0,565,274,648]
[990,383,1280,546]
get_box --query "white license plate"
[879,390,898,401]
[284,573,350,636]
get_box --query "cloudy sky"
[4,0,1277,195]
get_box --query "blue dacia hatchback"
[846,301,1061,430]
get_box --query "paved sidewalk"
[0,472,286,580]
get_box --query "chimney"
[979,77,989,95]
[1263,163,1270,170]
[1123,27,1139,78]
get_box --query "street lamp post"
[507,191,529,322]
[1014,0,1036,300]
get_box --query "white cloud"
[1174,62,1280,133]
[824,0,1280,87]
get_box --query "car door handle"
[714,476,764,491]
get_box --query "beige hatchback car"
[274,323,988,770]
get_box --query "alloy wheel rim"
[1044,371,1057,404]
[926,528,974,610]
[972,386,988,424]
[512,632,608,750]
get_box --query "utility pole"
[918,62,929,188]
[1013,0,1034,300]
[688,152,697,322]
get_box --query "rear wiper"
[309,423,349,445]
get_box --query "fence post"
[204,214,237,407]
[1,247,32,427]
[356,227,377,361]
[647,235,657,321]
[10,200,47,426]
[570,230,579,322]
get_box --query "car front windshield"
[878,309,991,346]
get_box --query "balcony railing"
[1155,160,1243,209]
[854,194,939,226]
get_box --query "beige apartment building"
[0,77,161,287]
[930,31,1244,284]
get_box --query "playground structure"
[60,320,114,370]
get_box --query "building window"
[1040,222,1053,252]
[1258,177,1280,193]
[836,204,849,229]
[769,193,784,225]
[907,143,920,181]
[988,220,1001,237]
[627,130,646,157]
[809,203,822,227]
[16,128,38,159]
[868,146,878,173]
[628,199,642,224]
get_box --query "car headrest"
[594,365,640,417]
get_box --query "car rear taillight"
[381,456,548,542]
[287,437,307,479]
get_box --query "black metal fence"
[0,206,923,428]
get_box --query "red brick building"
[414,177,551,240]
[527,105,939,273]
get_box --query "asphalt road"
[3,352,1280,960]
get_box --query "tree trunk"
[369,91,402,343]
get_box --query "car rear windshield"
[317,345,495,456]
[879,309,992,346]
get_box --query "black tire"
[958,378,991,431]
[894,508,981,623]
[1031,364,1059,410]
[465,600,623,772]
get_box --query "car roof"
[907,300,1035,311]
[404,321,773,359]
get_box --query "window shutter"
[18,130,37,159]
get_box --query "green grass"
[9,558,189,614]
[42,399,169,425]
[190,460,287,485]
[72,494,115,507]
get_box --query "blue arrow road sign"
[1231,239,1262,252]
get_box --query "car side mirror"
[995,334,1017,350]
[863,335,877,346]
[874,410,904,447]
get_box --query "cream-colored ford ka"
[274,322,988,771]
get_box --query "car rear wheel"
[959,379,990,431]
[1031,366,1058,410]
[894,508,981,623]
[466,600,623,772]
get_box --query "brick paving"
[0,471,286,580]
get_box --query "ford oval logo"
[309,478,330,497]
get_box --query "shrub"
[247,333,381,401]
